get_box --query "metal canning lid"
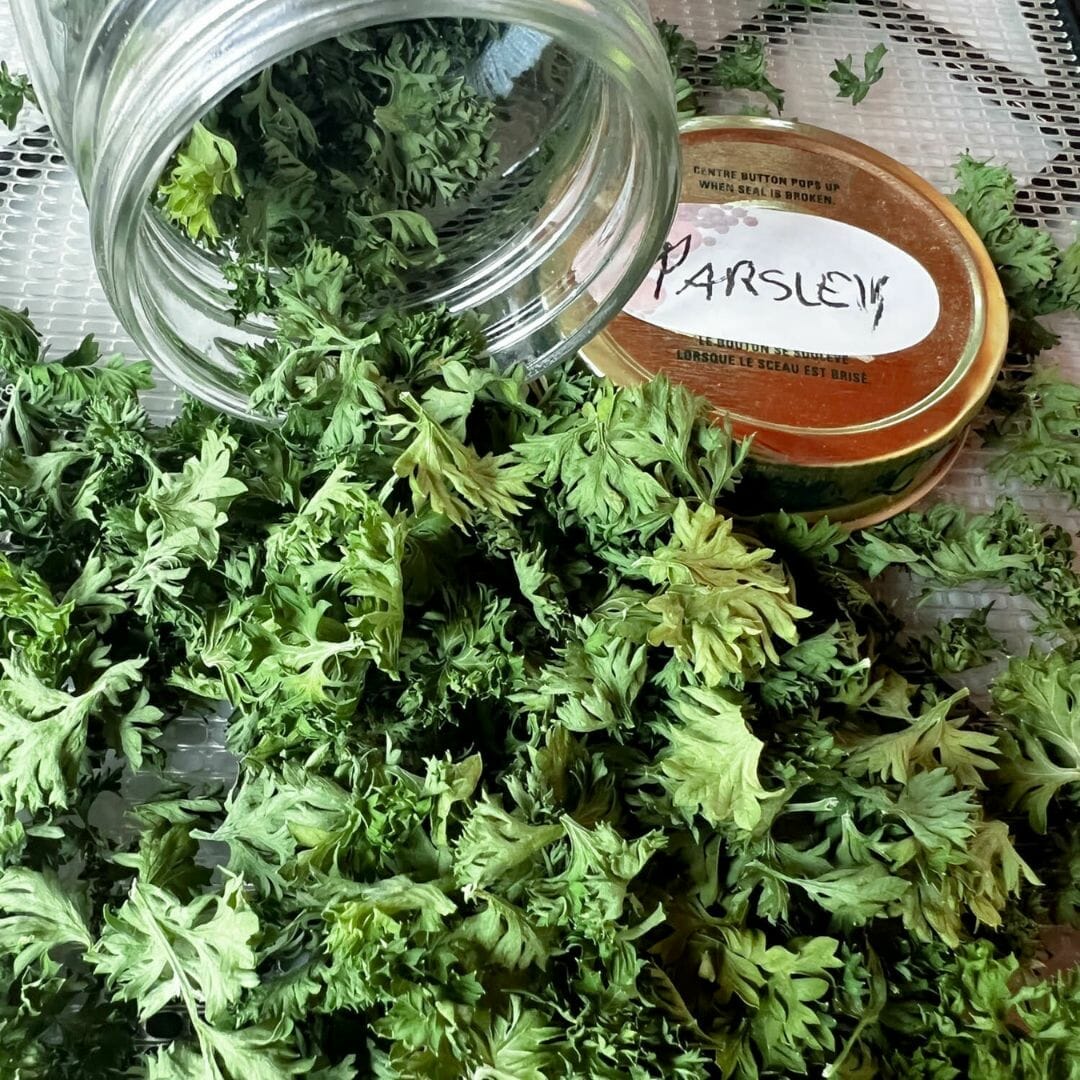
[582,116,1009,523]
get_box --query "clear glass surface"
[13,0,679,415]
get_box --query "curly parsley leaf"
[91,876,259,1024]
[158,123,243,242]
[0,655,152,815]
[656,20,702,120]
[988,372,1080,506]
[830,44,888,106]
[712,37,785,114]
[951,154,1080,364]
[0,868,93,975]
[920,606,1003,674]
[0,62,35,129]
[845,689,999,788]
[658,683,772,831]
[994,650,1080,832]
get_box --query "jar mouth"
[78,2,679,418]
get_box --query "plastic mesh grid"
[1,0,1078,659]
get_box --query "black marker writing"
[870,276,889,330]
[655,256,890,328]
[654,234,693,300]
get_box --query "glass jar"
[12,0,679,416]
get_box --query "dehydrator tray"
[0,0,1077,701]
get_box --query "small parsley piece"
[158,123,243,242]
[949,156,1080,510]
[712,37,786,114]
[952,155,1080,358]
[988,371,1080,506]
[830,43,888,106]
[0,62,35,129]
[994,650,1080,833]
[920,606,1003,674]
[656,20,702,121]
[852,499,1080,640]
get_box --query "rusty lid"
[583,117,1008,480]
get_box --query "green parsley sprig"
[0,62,35,130]
[711,37,786,115]
[830,43,888,106]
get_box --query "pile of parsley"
[1,18,1080,1080]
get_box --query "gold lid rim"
[582,115,1009,465]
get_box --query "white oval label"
[625,204,941,358]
